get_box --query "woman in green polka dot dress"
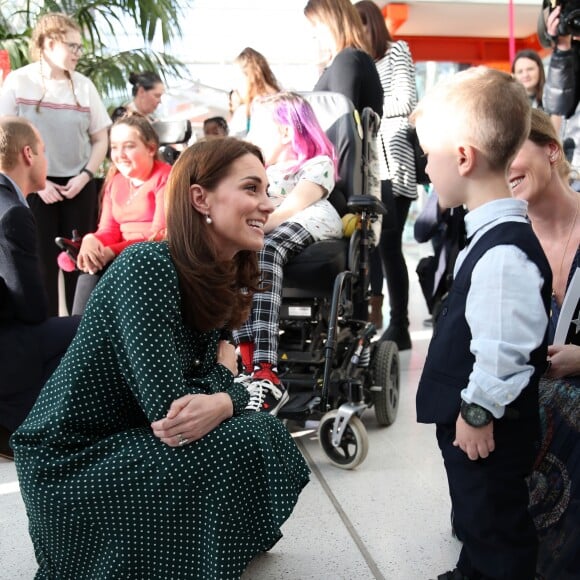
[11,138,310,579]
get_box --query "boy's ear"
[190,184,210,214]
[457,143,476,176]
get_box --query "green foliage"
[0,0,190,101]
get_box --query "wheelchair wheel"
[318,410,369,469]
[371,340,399,426]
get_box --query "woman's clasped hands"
[151,341,236,448]
[37,171,92,204]
[77,234,115,274]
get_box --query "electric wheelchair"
[275,92,400,470]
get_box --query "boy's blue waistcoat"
[416,221,552,425]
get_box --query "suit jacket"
[0,174,79,431]
[0,174,48,322]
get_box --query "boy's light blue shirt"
[454,197,548,418]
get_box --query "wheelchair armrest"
[347,195,387,215]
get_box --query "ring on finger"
[177,433,189,447]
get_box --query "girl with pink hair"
[233,91,341,414]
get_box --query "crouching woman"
[11,138,310,580]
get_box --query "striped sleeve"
[376,41,417,119]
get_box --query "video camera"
[539,0,580,46]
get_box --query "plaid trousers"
[234,221,314,367]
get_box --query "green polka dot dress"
[12,242,310,580]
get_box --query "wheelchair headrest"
[301,92,363,212]
[151,120,193,146]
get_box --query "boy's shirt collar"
[464,197,529,241]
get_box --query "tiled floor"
[0,241,462,580]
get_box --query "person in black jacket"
[0,117,79,459]
[304,0,383,119]
[541,4,580,190]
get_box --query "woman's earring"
[205,214,212,224]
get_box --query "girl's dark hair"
[354,0,393,61]
[129,71,163,97]
[165,138,265,331]
[203,116,229,135]
[511,50,545,107]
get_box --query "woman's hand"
[36,180,64,204]
[546,344,580,379]
[59,171,91,200]
[151,393,234,447]
[217,340,237,375]
[77,234,108,274]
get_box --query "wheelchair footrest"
[278,392,321,420]
[282,373,320,391]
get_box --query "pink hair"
[255,92,338,178]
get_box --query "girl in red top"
[71,113,171,314]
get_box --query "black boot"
[380,324,411,350]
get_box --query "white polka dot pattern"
[12,241,310,579]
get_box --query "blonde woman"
[0,12,111,316]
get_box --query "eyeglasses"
[63,42,83,55]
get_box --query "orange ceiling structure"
[382,3,550,71]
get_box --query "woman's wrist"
[215,392,234,419]
[81,167,94,180]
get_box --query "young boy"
[414,67,552,580]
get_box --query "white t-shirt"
[267,155,342,241]
[0,62,111,177]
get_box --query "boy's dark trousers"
[437,417,538,580]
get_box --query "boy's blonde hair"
[411,66,531,172]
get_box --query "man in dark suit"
[0,117,80,460]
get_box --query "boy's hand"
[453,415,495,460]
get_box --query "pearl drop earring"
[205,215,212,224]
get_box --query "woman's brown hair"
[165,138,264,331]
[354,0,393,61]
[304,0,371,55]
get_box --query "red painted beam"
[395,34,549,66]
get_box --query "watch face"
[462,402,492,427]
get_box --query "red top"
[94,160,171,255]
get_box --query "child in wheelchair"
[233,91,343,415]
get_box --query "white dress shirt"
[454,198,548,418]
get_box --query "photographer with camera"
[540,1,580,190]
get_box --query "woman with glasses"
[0,12,111,317]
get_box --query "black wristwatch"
[460,401,493,427]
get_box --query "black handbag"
[407,126,430,185]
